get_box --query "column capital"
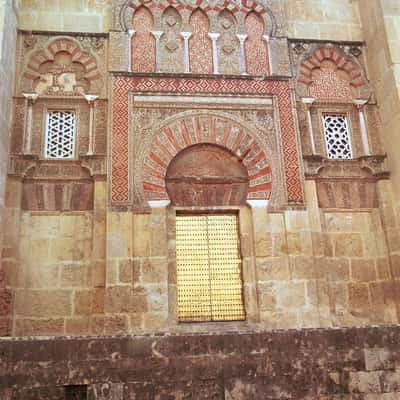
[301,97,315,109]
[151,30,164,40]
[148,200,171,208]
[354,98,368,109]
[181,31,192,40]
[208,32,220,41]
[83,94,99,104]
[23,93,39,104]
[237,33,248,43]
[247,200,269,208]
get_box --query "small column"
[181,32,192,73]
[301,97,316,155]
[208,33,220,74]
[22,93,39,155]
[263,35,272,75]
[83,94,99,156]
[354,99,371,156]
[151,31,164,73]
[127,29,136,72]
[237,34,248,75]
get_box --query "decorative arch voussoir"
[143,116,272,204]
[22,37,102,95]
[296,45,370,101]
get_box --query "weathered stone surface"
[1,326,400,399]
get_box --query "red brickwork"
[131,6,156,73]
[298,47,366,101]
[111,76,303,204]
[189,9,213,74]
[245,11,269,76]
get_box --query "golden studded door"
[176,214,245,322]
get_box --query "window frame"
[321,113,353,160]
[315,105,357,159]
[43,108,78,160]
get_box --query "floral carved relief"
[217,10,240,75]
[132,6,156,72]
[245,11,269,76]
[189,9,213,74]
[160,7,184,73]
[296,46,370,102]
[310,60,355,101]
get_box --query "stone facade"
[0,0,19,336]
[1,0,400,398]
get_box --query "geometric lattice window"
[45,111,76,159]
[322,114,353,159]
[176,214,245,322]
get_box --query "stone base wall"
[1,325,400,399]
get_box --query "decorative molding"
[303,155,389,180]
[110,76,304,207]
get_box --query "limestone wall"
[13,212,94,335]
[357,0,400,293]
[0,0,19,336]
[359,0,400,198]
[16,0,365,41]
[18,0,110,32]
[284,0,363,41]
[3,0,400,339]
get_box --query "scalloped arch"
[297,46,370,100]
[120,0,276,36]
[23,37,102,93]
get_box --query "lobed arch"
[22,37,102,95]
[189,8,213,74]
[244,10,269,76]
[131,5,156,72]
[120,0,276,37]
[141,113,273,205]
[296,46,370,101]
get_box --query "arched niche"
[245,11,269,76]
[189,9,212,74]
[297,46,370,101]
[142,114,273,206]
[131,6,156,73]
[166,144,249,207]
